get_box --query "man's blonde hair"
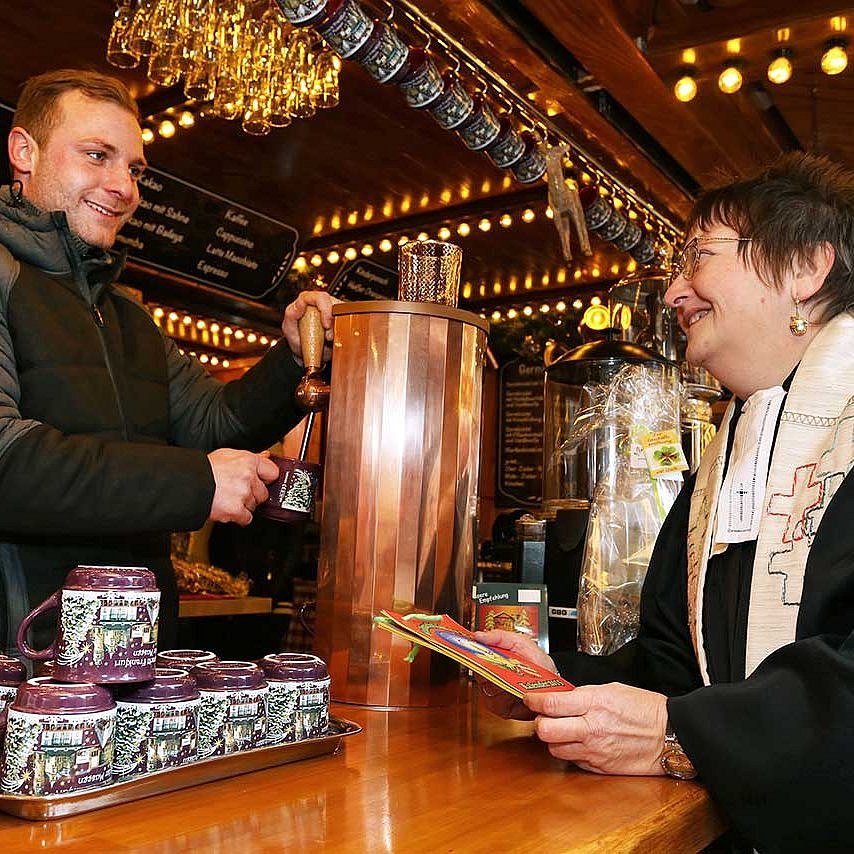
[13,69,140,146]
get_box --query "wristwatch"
[660,720,697,780]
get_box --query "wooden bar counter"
[0,688,726,852]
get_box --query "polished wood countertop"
[0,691,726,852]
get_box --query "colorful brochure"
[373,609,574,698]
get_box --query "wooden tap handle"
[298,305,325,372]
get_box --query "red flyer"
[374,609,574,698]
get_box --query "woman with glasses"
[478,152,854,853]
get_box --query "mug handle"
[16,591,60,661]
[298,599,317,638]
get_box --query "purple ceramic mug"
[113,668,200,780]
[0,655,26,714]
[1,677,115,796]
[256,455,321,523]
[191,661,268,757]
[259,653,330,742]
[16,566,160,684]
[156,649,219,671]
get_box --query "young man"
[0,69,334,653]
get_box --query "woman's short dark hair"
[686,152,854,321]
[13,69,140,147]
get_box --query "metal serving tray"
[0,716,361,821]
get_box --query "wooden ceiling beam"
[409,0,694,220]
[647,2,854,55]
[517,0,783,182]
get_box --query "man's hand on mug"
[207,449,279,526]
[282,290,340,364]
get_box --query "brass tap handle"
[299,305,325,373]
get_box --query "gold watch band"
[660,720,697,780]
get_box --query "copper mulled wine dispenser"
[313,299,488,707]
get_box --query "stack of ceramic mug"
[1,566,162,796]
[0,565,332,798]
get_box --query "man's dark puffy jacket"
[0,185,305,655]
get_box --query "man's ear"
[7,127,38,179]
[796,241,835,303]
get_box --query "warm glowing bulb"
[718,64,743,94]
[327,250,340,264]
[310,254,323,267]
[344,247,358,260]
[507,308,518,319]
[545,206,554,219]
[397,235,409,246]
[361,244,374,256]
[178,111,195,128]
[438,226,451,240]
[822,42,848,75]
[293,256,308,272]
[540,304,549,313]
[247,332,258,343]
[556,301,567,312]
[491,310,502,321]
[417,232,429,242]
[234,329,245,340]
[168,311,179,322]
[767,54,793,84]
[141,128,155,144]
[522,305,533,316]
[674,74,697,102]
[499,213,512,228]
[457,222,471,237]
[158,120,176,138]
[153,307,165,318]
[379,239,392,252]
[572,299,583,309]
[591,296,602,306]
[478,218,491,232]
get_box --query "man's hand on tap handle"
[283,291,340,366]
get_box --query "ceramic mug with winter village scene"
[16,566,160,684]
[112,668,200,780]
[256,455,321,523]
[0,678,115,796]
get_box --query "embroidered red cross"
[767,462,824,543]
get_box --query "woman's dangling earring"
[789,297,810,336]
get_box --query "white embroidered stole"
[687,313,854,683]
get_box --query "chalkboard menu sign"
[0,103,297,301]
[117,169,298,300]
[497,358,545,507]
[329,258,398,301]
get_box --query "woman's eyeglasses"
[670,236,752,282]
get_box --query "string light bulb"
[718,62,744,94]
[821,39,849,75]
[674,70,698,102]
[767,48,793,84]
